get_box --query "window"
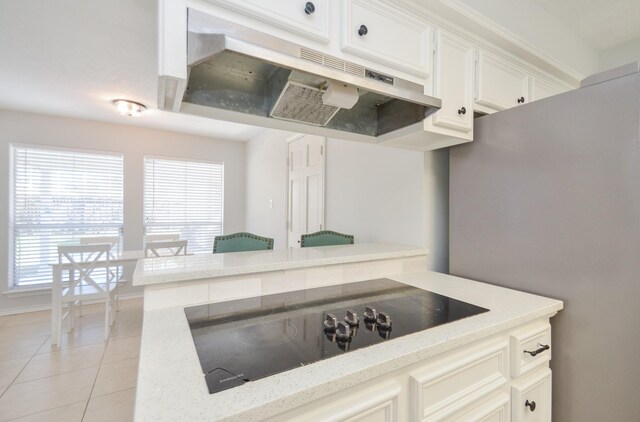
[11,146,123,287]
[144,157,224,254]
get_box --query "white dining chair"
[56,243,117,340]
[144,233,180,243]
[144,240,188,257]
[79,235,123,310]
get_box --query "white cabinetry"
[410,338,508,420]
[341,0,431,78]
[431,30,474,133]
[269,318,556,422]
[203,0,330,43]
[286,382,401,422]
[510,322,551,378]
[531,77,570,102]
[475,50,530,113]
[512,369,552,422]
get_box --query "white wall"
[599,38,640,71]
[0,110,246,314]
[324,141,424,248]
[424,150,449,273]
[245,129,289,249]
[245,129,432,255]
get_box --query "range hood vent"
[176,11,442,142]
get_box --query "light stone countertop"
[132,243,428,286]
[135,271,563,422]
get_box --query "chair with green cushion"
[300,230,354,247]
[213,232,274,253]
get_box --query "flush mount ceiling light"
[113,99,147,117]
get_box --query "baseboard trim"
[0,292,144,317]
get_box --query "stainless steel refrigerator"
[449,62,640,422]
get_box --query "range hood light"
[113,99,147,117]
[322,83,359,109]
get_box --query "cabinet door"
[341,0,431,78]
[285,382,401,421]
[475,50,530,112]
[511,369,552,422]
[451,392,510,422]
[432,31,474,133]
[531,77,569,101]
[204,0,330,43]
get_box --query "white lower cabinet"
[410,338,509,421]
[511,369,552,422]
[270,319,554,422]
[284,382,402,422]
[450,392,510,422]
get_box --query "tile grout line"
[81,310,119,422]
[0,335,50,400]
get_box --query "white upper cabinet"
[531,76,570,102]
[432,30,475,133]
[475,50,530,113]
[203,0,330,43]
[341,0,431,78]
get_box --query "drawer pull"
[358,24,368,37]
[517,96,526,103]
[304,2,315,15]
[458,107,466,115]
[525,400,536,411]
[524,344,550,357]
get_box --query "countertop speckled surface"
[135,271,562,422]
[132,243,429,286]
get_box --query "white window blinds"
[11,146,123,287]
[144,157,224,254]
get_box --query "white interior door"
[287,135,325,248]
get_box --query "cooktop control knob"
[377,311,392,329]
[324,313,338,331]
[345,310,360,326]
[378,326,392,340]
[364,306,378,321]
[336,321,352,341]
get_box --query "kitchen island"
[133,244,562,421]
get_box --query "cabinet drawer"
[410,339,509,421]
[510,322,551,378]
[341,0,431,77]
[451,392,510,422]
[512,369,552,422]
[204,0,330,43]
[475,50,529,112]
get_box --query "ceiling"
[533,0,640,50]
[0,0,262,141]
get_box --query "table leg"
[51,266,62,347]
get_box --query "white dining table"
[50,249,144,346]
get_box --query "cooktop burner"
[184,278,488,394]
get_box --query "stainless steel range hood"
[173,11,441,142]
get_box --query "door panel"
[287,135,325,247]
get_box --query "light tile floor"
[0,298,143,422]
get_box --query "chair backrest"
[144,233,180,243]
[213,232,274,253]
[79,236,121,259]
[300,230,354,247]
[144,240,188,258]
[57,243,112,291]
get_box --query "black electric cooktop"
[185,278,488,394]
